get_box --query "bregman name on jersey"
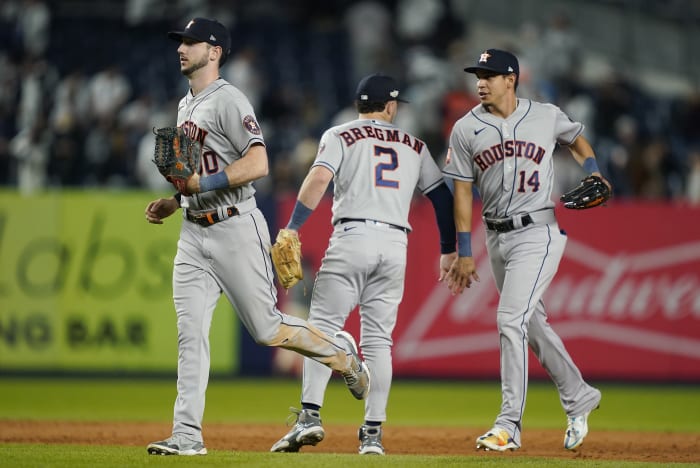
[339,125,425,155]
[474,140,545,171]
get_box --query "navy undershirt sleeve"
[425,182,456,254]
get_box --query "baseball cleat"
[147,434,207,455]
[476,428,519,451]
[358,425,385,455]
[564,390,602,450]
[334,330,370,400]
[270,407,325,452]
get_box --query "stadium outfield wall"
[1,190,698,382]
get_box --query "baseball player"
[442,49,609,451]
[143,18,369,456]
[270,73,457,455]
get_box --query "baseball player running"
[143,18,369,456]
[443,49,609,451]
[270,73,457,455]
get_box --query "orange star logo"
[479,51,491,63]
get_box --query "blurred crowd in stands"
[1,0,699,204]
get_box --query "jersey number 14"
[518,170,540,192]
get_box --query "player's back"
[316,118,436,229]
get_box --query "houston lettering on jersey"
[339,125,425,154]
[473,140,545,171]
[181,120,209,145]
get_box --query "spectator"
[16,57,57,134]
[628,138,670,200]
[17,0,50,58]
[83,117,114,186]
[601,114,644,198]
[593,73,638,144]
[10,117,50,194]
[119,91,155,170]
[403,45,451,143]
[47,68,89,185]
[87,65,132,122]
[0,1,22,58]
[125,0,167,28]
[532,10,582,103]
[344,1,395,81]
[222,47,264,109]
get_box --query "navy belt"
[185,206,238,227]
[336,218,408,233]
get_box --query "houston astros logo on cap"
[168,18,232,64]
[464,48,520,81]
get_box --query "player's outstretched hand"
[446,256,479,295]
[438,252,458,282]
[145,196,179,224]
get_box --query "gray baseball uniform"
[301,117,444,422]
[442,98,601,446]
[169,78,360,444]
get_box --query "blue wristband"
[582,157,600,174]
[457,232,472,257]
[287,200,313,230]
[199,171,228,193]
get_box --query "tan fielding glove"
[270,229,303,290]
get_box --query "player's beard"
[181,54,210,78]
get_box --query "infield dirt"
[2,420,698,463]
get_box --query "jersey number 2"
[374,146,399,188]
[517,170,540,192]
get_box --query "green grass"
[1,378,699,467]
[1,378,698,431]
[1,444,694,468]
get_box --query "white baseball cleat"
[564,390,601,450]
[334,330,370,400]
[476,428,519,451]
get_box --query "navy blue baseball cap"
[464,49,519,78]
[168,18,231,61]
[355,73,409,103]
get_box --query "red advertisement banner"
[277,196,700,381]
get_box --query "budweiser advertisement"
[277,196,700,382]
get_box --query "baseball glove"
[560,175,611,209]
[152,127,201,196]
[270,229,303,290]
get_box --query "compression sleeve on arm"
[199,171,229,193]
[457,232,472,257]
[286,200,313,231]
[425,182,456,254]
[582,157,600,175]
